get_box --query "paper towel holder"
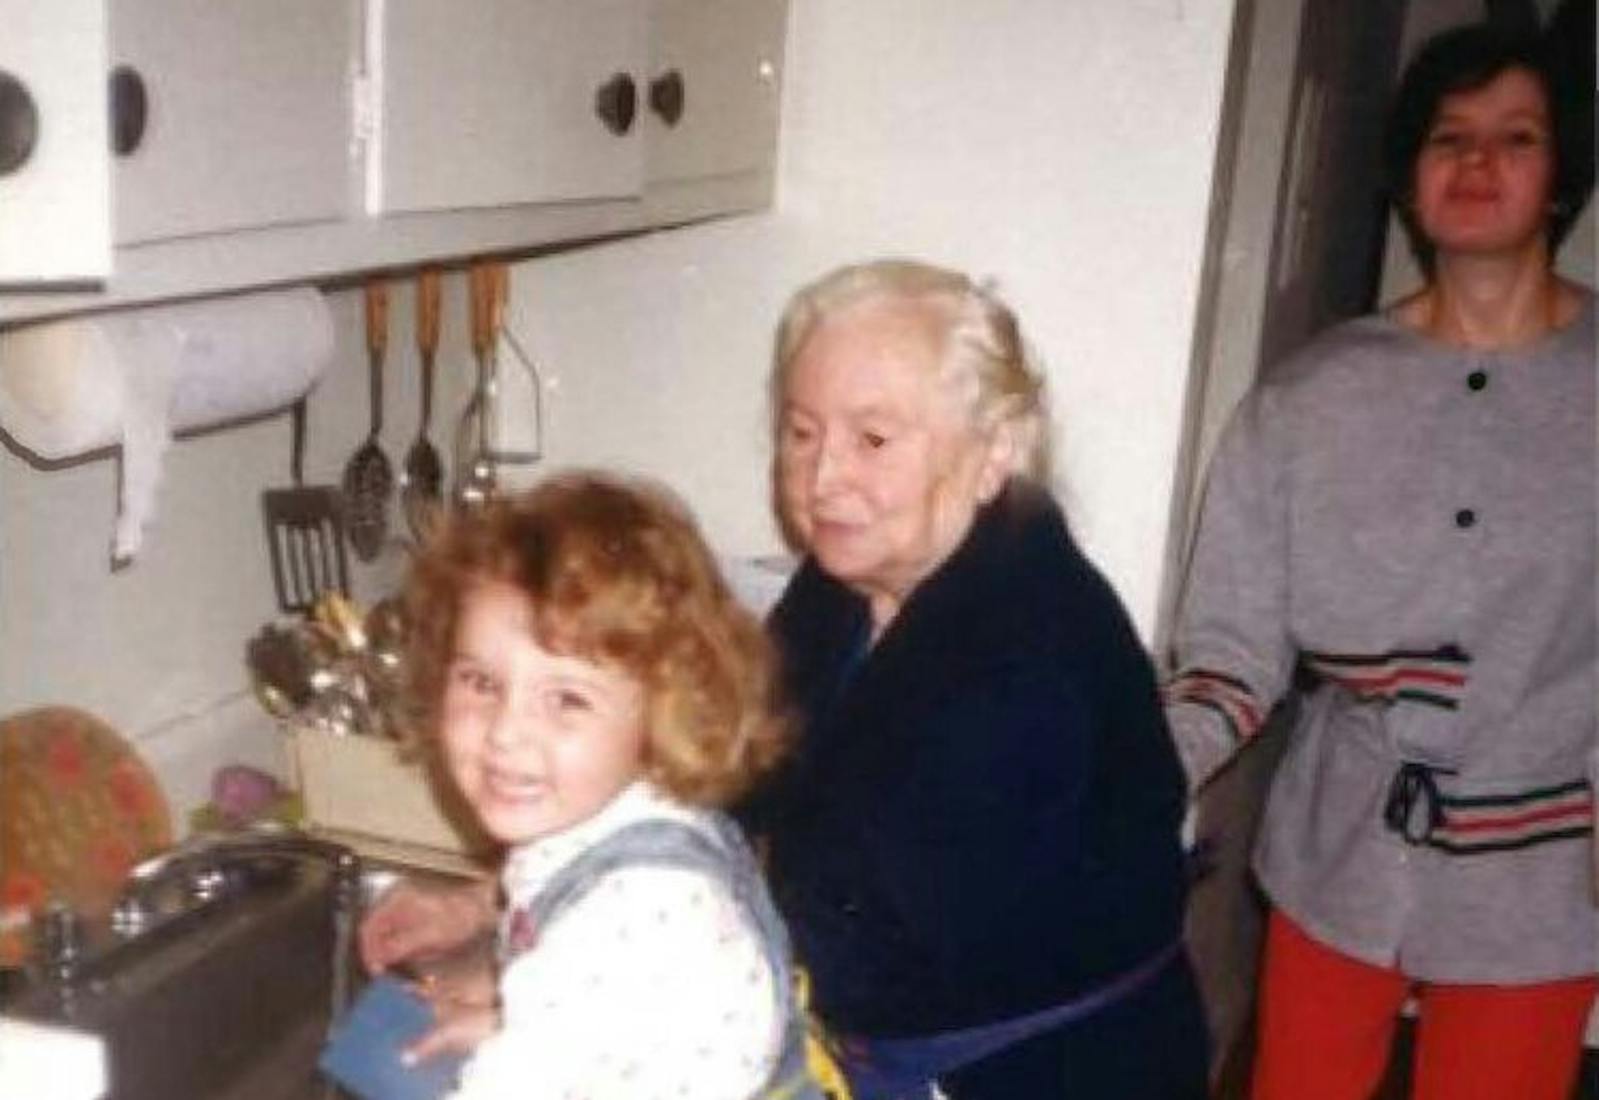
[0,288,336,564]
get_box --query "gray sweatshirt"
[1167,293,1596,982]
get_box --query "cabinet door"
[374,0,646,214]
[0,0,112,283]
[110,0,357,246]
[644,0,785,186]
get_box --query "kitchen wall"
[0,0,1240,820]
[0,284,429,816]
[505,0,1239,638]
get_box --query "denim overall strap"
[510,815,829,1100]
[837,938,1185,1100]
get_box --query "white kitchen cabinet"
[644,0,786,187]
[372,0,646,214]
[110,0,358,245]
[0,0,786,322]
[0,0,111,283]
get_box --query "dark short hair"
[1385,23,1594,274]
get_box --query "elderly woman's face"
[776,300,1006,622]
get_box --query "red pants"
[1251,909,1596,1100]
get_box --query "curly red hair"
[402,471,787,808]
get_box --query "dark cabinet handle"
[0,70,39,177]
[593,72,637,136]
[648,69,685,127]
[109,66,148,156]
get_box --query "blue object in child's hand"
[319,976,469,1100]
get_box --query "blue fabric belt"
[836,938,1184,1100]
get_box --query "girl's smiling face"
[440,580,647,846]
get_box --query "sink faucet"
[114,824,358,935]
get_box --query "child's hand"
[411,960,497,1012]
[400,998,499,1065]
[359,879,496,975]
[398,959,499,1066]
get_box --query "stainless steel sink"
[1,830,363,1100]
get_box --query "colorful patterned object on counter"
[0,707,172,967]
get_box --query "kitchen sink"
[0,830,364,1100]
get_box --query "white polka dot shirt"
[450,782,781,1099]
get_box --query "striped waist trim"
[1384,767,1592,855]
[1302,645,1470,711]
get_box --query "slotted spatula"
[261,398,350,614]
[343,279,396,561]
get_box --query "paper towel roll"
[0,287,334,562]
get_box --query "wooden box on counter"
[285,725,490,878]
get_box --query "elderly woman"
[741,259,1208,1099]
[1166,24,1596,1100]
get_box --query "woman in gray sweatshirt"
[1167,22,1596,1100]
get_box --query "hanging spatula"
[261,398,350,614]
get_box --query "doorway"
[1163,0,1411,1083]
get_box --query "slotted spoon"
[343,279,395,560]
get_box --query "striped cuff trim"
[1165,668,1265,742]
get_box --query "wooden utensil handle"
[469,261,492,360]
[487,261,508,342]
[416,268,441,356]
[365,280,389,358]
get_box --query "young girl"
[383,471,820,1100]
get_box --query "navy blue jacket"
[744,480,1191,1039]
